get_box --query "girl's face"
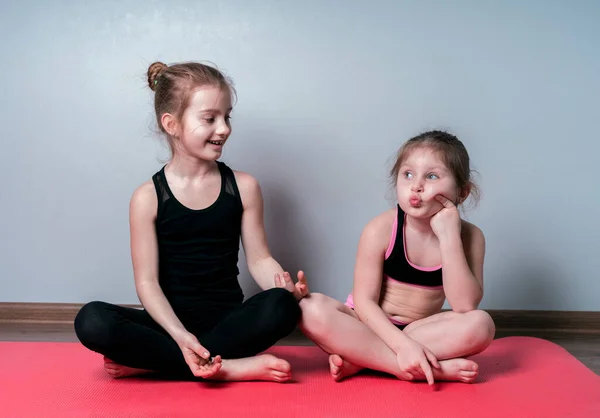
[396,147,464,218]
[170,85,233,161]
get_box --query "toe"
[330,355,343,367]
[277,361,291,373]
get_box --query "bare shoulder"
[232,170,259,191]
[233,170,261,208]
[360,209,396,252]
[130,180,158,219]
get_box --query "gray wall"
[1,0,599,310]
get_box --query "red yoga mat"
[0,336,598,417]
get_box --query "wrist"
[438,232,462,248]
[172,328,192,345]
[391,332,412,352]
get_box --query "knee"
[298,293,338,335]
[299,293,330,319]
[464,310,495,349]
[74,301,115,350]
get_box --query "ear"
[457,183,472,204]
[160,113,180,137]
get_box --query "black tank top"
[383,205,444,288]
[151,161,244,311]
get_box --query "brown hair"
[146,61,236,156]
[390,130,480,206]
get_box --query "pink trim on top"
[384,207,399,260]
[345,293,355,308]
[402,214,442,272]
[387,316,409,326]
[344,293,408,326]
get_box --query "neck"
[167,153,217,179]
[404,213,436,238]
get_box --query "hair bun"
[147,62,168,91]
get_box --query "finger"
[425,350,441,369]
[421,360,435,386]
[208,361,222,376]
[192,352,208,367]
[193,343,210,360]
[207,355,222,369]
[197,362,222,378]
[274,273,281,287]
[435,194,454,208]
[297,270,307,285]
[402,371,414,381]
[187,359,201,375]
[283,272,293,284]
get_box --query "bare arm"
[352,214,413,352]
[432,196,485,312]
[236,172,286,291]
[354,212,440,384]
[129,182,191,343]
[439,224,485,312]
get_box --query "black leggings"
[74,288,300,379]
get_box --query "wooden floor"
[1,322,599,374]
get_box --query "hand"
[396,338,440,385]
[430,195,462,240]
[177,333,222,378]
[194,355,222,378]
[274,271,310,300]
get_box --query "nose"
[410,180,424,193]
[216,117,231,138]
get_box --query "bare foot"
[327,355,478,383]
[206,354,292,383]
[426,358,479,383]
[103,356,153,379]
[329,354,363,382]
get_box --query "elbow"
[247,254,270,271]
[134,276,159,296]
[352,297,374,320]
[452,304,478,314]
[449,296,482,313]
[448,286,483,313]
[352,298,363,317]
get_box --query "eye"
[427,173,439,180]
[225,115,232,122]
[204,117,215,123]
[403,171,413,179]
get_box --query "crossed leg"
[299,293,495,382]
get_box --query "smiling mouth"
[208,140,224,146]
